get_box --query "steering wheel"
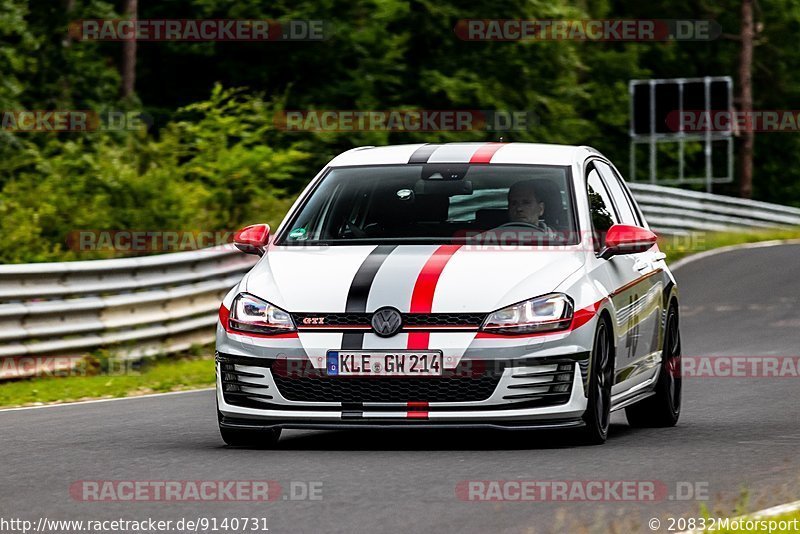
[344,221,368,238]
[495,222,547,231]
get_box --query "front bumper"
[218,416,586,431]
[215,350,591,429]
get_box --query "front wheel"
[625,303,681,427]
[580,317,614,445]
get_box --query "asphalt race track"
[2,244,799,533]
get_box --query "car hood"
[243,244,585,313]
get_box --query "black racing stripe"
[341,245,397,349]
[340,333,366,350]
[342,402,364,417]
[408,143,442,164]
[345,245,397,312]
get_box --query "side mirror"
[600,224,657,260]
[233,224,270,256]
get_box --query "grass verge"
[0,354,215,408]
[659,228,800,264]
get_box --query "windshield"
[277,164,577,246]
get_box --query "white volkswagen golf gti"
[216,142,682,447]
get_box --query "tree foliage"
[1,0,799,262]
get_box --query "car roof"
[327,142,603,167]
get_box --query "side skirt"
[610,383,657,412]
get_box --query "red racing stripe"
[469,142,504,164]
[407,245,462,349]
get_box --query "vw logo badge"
[371,307,403,337]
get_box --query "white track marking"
[0,387,214,413]
[678,499,800,534]
[670,238,800,271]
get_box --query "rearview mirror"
[233,224,270,256]
[600,224,657,260]
[414,179,473,196]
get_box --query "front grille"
[404,313,485,327]
[292,312,485,329]
[271,360,503,403]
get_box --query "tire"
[219,425,282,449]
[625,303,682,428]
[580,316,614,445]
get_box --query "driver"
[506,180,556,235]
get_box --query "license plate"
[326,351,443,376]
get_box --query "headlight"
[481,293,573,335]
[229,293,296,335]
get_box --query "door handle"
[635,252,666,271]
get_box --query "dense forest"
[2,0,799,262]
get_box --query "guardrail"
[1,184,799,381]
[629,183,800,234]
[0,246,257,380]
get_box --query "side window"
[594,161,640,226]
[586,166,619,249]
